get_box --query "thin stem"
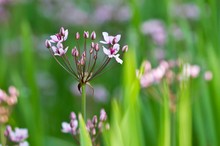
[0,124,6,146]
[81,84,86,120]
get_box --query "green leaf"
[79,114,92,146]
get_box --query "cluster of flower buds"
[4,125,29,146]
[139,60,213,88]
[0,86,19,124]
[61,109,109,145]
[45,27,128,91]
[138,60,212,112]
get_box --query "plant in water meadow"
[0,86,29,146]
[45,27,128,145]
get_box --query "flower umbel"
[61,109,109,146]
[4,125,29,146]
[45,28,128,91]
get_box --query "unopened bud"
[72,47,79,57]
[70,112,76,120]
[60,27,65,36]
[90,48,94,54]
[105,123,110,130]
[93,55,97,60]
[80,57,85,65]
[91,31,96,40]
[76,32,80,40]
[92,115,98,124]
[100,109,107,121]
[9,86,19,97]
[45,40,51,48]
[82,51,86,57]
[112,38,117,44]
[122,45,128,52]
[91,42,95,48]
[95,43,99,51]
[6,97,17,105]
[92,128,96,135]
[70,119,78,129]
[83,31,89,39]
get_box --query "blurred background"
[0,0,219,145]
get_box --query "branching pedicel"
[45,27,128,92]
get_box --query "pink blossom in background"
[204,71,213,81]
[171,3,200,20]
[141,19,167,46]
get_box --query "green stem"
[0,124,6,146]
[81,84,86,120]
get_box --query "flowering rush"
[45,27,128,91]
[61,109,109,145]
[4,125,29,146]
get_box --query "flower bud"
[90,48,94,54]
[92,115,98,125]
[91,42,95,48]
[83,31,89,39]
[92,128,96,135]
[45,40,51,48]
[80,57,85,65]
[76,32,80,40]
[72,47,79,57]
[91,31,96,40]
[60,27,65,36]
[70,112,76,120]
[122,45,128,52]
[100,109,107,121]
[4,125,12,137]
[95,43,99,51]
[9,86,19,97]
[82,51,86,57]
[105,123,110,130]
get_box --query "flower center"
[110,48,115,55]
[56,34,62,40]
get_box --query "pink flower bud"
[94,55,97,59]
[204,71,213,81]
[45,40,51,48]
[91,31,96,40]
[70,112,76,120]
[83,31,89,39]
[122,45,128,52]
[95,43,99,51]
[82,51,86,57]
[9,86,19,97]
[76,32,80,40]
[91,42,95,48]
[72,47,79,57]
[90,48,94,54]
[80,57,85,65]
[60,27,65,36]
[100,109,107,121]
[92,115,98,124]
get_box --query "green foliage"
[79,114,92,146]
[0,0,219,145]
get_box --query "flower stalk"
[81,84,86,120]
[0,125,6,146]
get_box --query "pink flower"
[103,44,123,64]
[61,122,72,133]
[50,27,68,43]
[5,126,28,143]
[51,42,68,56]
[100,32,121,45]
[204,71,213,81]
